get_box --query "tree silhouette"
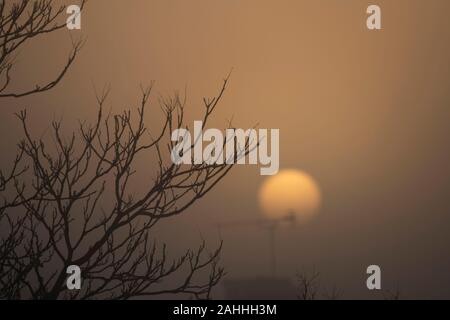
[0,0,85,99]
[296,269,320,300]
[0,77,249,299]
[296,269,340,300]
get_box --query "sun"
[258,169,322,221]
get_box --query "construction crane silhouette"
[218,211,297,278]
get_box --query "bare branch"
[0,0,86,99]
[0,79,242,299]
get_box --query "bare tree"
[296,269,403,300]
[0,77,249,299]
[0,0,85,99]
[296,269,320,300]
[296,269,340,300]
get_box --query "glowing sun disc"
[258,169,321,221]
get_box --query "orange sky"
[2,0,450,298]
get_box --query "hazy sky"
[2,0,450,299]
